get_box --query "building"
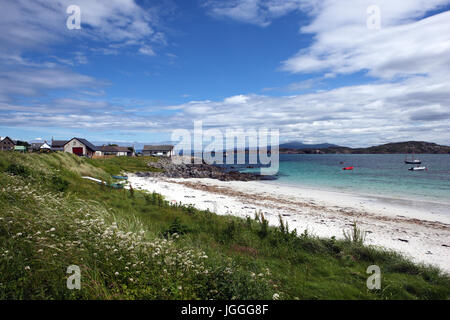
[14,145,27,153]
[0,137,16,151]
[31,142,51,152]
[142,145,174,157]
[63,138,98,157]
[51,139,68,152]
[95,145,134,157]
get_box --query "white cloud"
[0,0,169,55]
[160,72,450,146]
[281,1,450,79]
[224,95,250,104]
[139,46,156,56]
[203,0,308,26]
[2,72,449,146]
[0,68,100,103]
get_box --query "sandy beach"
[128,175,450,272]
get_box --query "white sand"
[128,175,450,272]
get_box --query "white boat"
[408,166,427,171]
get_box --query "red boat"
[342,166,354,170]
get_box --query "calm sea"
[232,154,450,205]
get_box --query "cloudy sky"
[1,0,449,147]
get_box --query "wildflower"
[24,266,31,270]
[49,228,55,232]
[273,293,280,300]
[178,285,182,290]
[115,272,119,276]
[16,232,23,237]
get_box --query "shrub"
[163,217,190,238]
[50,176,69,192]
[343,221,366,245]
[221,220,236,243]
[258,214,269,239]
[6,163,29,177]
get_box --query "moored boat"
[408,166,427,171]
[405,153,421,164]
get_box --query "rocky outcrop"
[135,157,264,181]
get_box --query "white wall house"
[63,138,97,157]
[142,145,174,157]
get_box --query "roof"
[97,145,131,153]
[51,140,68,148]
[31,143,44,149]
[143,145,174,151]
[0,136,16,145]
[64,138,98,151]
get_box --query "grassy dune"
[0,152,449,299]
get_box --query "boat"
[408,166,427,171]
[342,166,354,170]
[82,176,125,188]
[112,175,128,180]
[404,154,421,164]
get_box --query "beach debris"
[397,238,409,243]
[442,244,450,248]
[82,176,124,189]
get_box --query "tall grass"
[1,152,449,300]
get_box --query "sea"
[227,154,450,208]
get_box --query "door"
[72,147,83,156]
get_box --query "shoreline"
[127,175,450,272]
[263,179,450,218]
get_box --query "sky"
[1,0,450,147]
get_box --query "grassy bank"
[0,152,449,299]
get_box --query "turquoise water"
[239,154,450,205]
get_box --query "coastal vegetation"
[1,152,449,299]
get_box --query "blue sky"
[1,0,450,147]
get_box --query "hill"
[280,141,450,154]
[279,142,339,150]
[0,152,449,299]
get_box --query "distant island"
[279,141,450,154]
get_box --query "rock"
[135,157,264,181]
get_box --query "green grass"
[86,156,161,176]
[0,152,449,300]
